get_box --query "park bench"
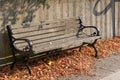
[6,17,101,75]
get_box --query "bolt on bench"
[7,17,101,75]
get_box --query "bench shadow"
[115,0,120,2]
[0,49,80,76]
[0,0,50,62]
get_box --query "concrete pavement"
[100,70,120,80]
[58,53,120,80]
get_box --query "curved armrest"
[13,38,34,54]
[84,26,100,36]
[78,25,100,36]
[76,17,100,37]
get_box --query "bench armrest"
[76,17,100,37]
[83,26,100,36]
[77,25,100,37]
[13,38,34,54]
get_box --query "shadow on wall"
[0,0,49,56]
[93,0,112,16]
[115,0,120,2]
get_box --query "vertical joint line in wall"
[67,0,69,17]
[60,0,63,18]
[112,0,115,37]
[73,0,76,17]
[118,1,120,35]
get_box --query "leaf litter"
[0,37,120,80]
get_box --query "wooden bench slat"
[12,23,66,34]
[33,36,100,53]
[13,26,66,38]
[11,18,79,31]
[15,36,100,54]
[14,32,76,47]
[11,19,79,33]
[32,32,85,45]
[15,34,100,52]
[14,32,89,47]
[13,25,79,40]
[31,32,89,45]
[13,24,66,33]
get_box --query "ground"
[0,37,120,80]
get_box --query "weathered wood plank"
[12,18,80,37]
[14,25,79,40]
[12,22,65,34]
[15,32,88,48]
[33,36,100,53]
[13,23,79,39]
[11,17,79,29]
[14,26,65,38]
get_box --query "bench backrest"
[7,18,99,54]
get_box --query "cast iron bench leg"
[10,60,16,70]
[10,52,16,70]
[79,39,99,58]
[23,56,32,75]
[24,63,32,76]
[10,56,32,75]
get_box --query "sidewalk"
[57,53,120,80]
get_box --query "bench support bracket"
[79,38,99,58]
[10,56,32,75]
